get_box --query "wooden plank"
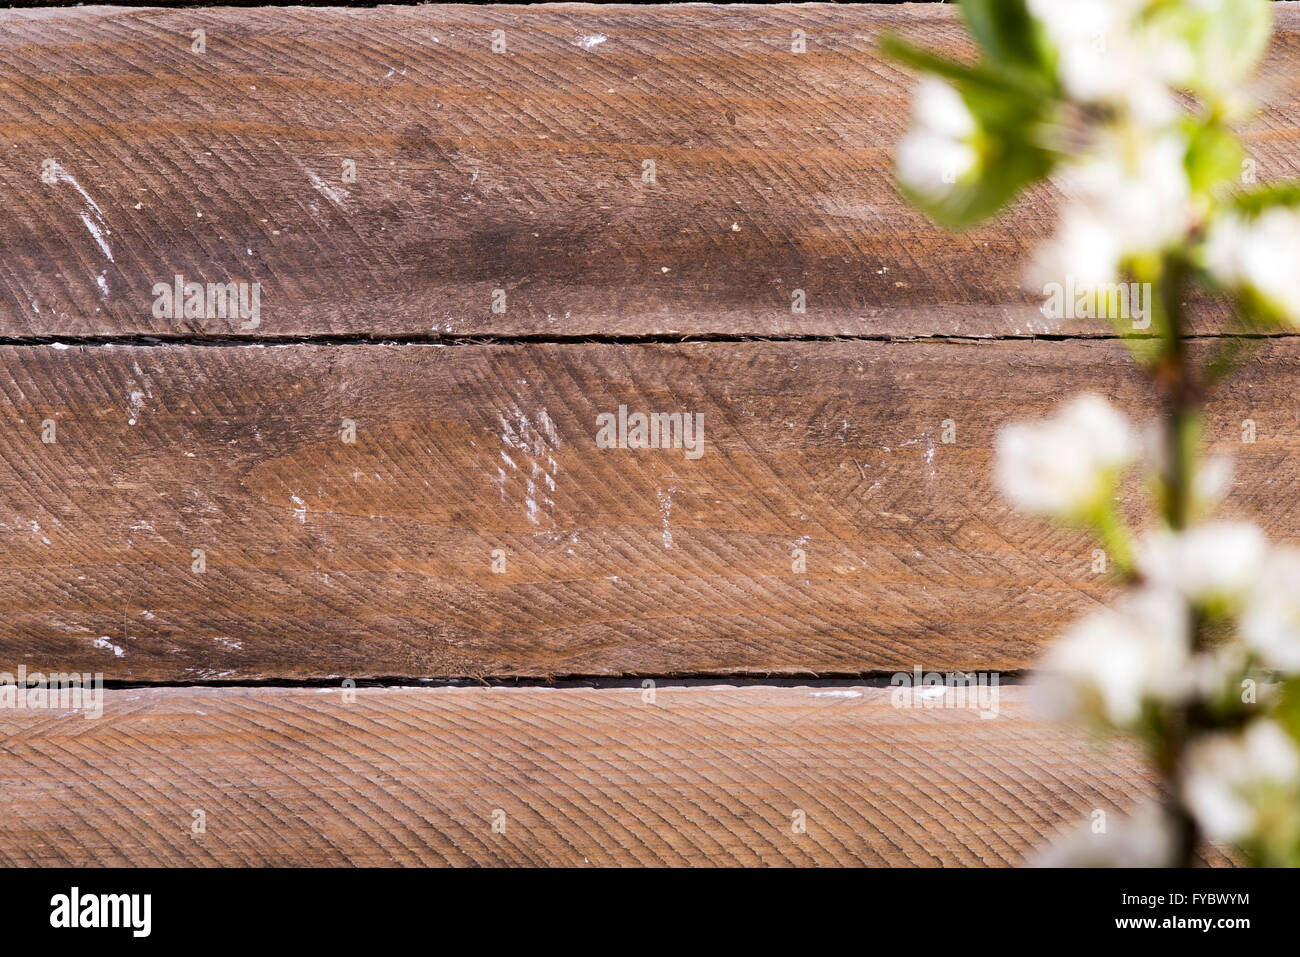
[0,684,1234,867]
[2,2,1299,338]
[2,337,1297,681]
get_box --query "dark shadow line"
[1,330,1297,349]
[94,669,1033,691]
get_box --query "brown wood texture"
[2,2,1299,338]
[0,3,1282,871]
[0,684,1234,867]
[1,337,1297,681]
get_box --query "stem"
[1154,257,1203,867]
[1156,719,1200,868]
[1094,503,1137,580]
[1160,261,1195,532]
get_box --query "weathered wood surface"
[2,2,1299,338]
[0,684,1233,867]
[1,337,1296,681]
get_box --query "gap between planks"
[79,672,1037,691]
[0,330,1299,349]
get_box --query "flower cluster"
[890,0,1300,329]
[995,394,1136,520]
[1005,394,1300,865]
[889,0,1300,867]
[1203,208,1300,325]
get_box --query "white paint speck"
[657,487,675,549]
[47,163,115,265]
[78,212,113,261]
[496,410,560,527]
[127,390,144,426]
[92,636,125,657]
[306,169,349,208]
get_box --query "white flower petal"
[1204,208,1300,326]
[1137,521,1268,605]
[1035,801,1175,867]
[996,394,1136,518]
[1241,547,1300,669]
[1183,721,1300,842]
[1032,586,1190,726]
[896,79,978,199]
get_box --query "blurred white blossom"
[1193,455,1235,513]
[1203,207,1300,326]
[1241,547,1300,670]
[1036,133,1192,289]
[1073,133,1193,251]
[1035,801,1176,867]
[1145,0,1273,102]
[996,394,1137,518]
[1140,424,1234,514]
[896,78,978,199]
[892,0,1295,867]
[1028,0,1177,124]
[1136,521,1268,608]
[1184,641,1251,702]
[1031,586,1190,726]
[1183,720,1300,842]
[1034,209,1124,291]
[1029,0,1269,113]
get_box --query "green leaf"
[880,4,1061,230]
[878,34,1022,96]
[880,33,1058,229]
[1230,285,1292,330]
[1145,0,1272,99]
[1182,120,1244,197]
[1275,676,1300,743]
[901,125,1053,229]
[1229,179,1300,217]
[959,0,1050,73]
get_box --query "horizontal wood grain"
[1,337,1297,681]
[0,684,1232,867]
[2,2,1299,338]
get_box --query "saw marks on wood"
[1,338,1297,680]
[1,3,1299,337]
[0,684,1235,867]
